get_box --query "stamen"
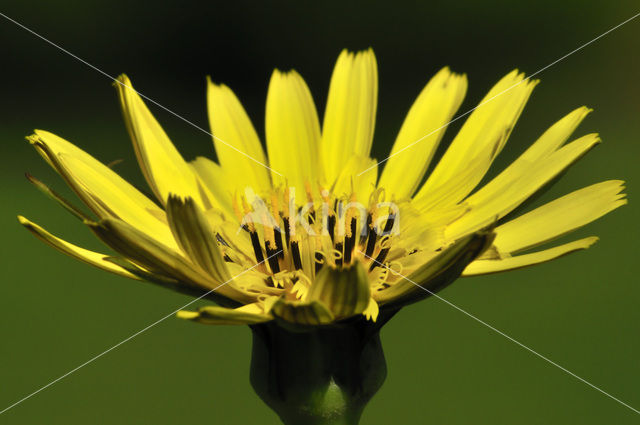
[262,213,281,274]
[265,240,281,274]
[343,216,357,265]
[249,229,265,264]
[359,213,372,246]
[369,214,395,271]
[327,214,336,242]
[290,240,303,270]
[282,217,291,247]
[274,226,285,259]
[365,227,377,257]
[382,213,396,235]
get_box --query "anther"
[290,240,303,270]
[343,216,357,265]
[369,214,395,271]
[249,229,265,264]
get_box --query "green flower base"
[249,311,397,425]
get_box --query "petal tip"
[585,236,600,247]
[582,106,594,114]
[176,310,199,320]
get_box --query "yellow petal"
[378,67,467,198]
[29,130,177,249]
[462,237,598,276]
[321,49,378,185]
[392,202,455,252]
[463,106,592,207]
[165,195,230,283]
[266,69,322,196]
[177,303,271,325]
[189,157,234,218]
[445,133,601,241]
[332,155,377,203]
[411,154,487,211]
[88,218,255,304]
[115,75,205,206]
[18,216,139,280]
[306,261,371,319]
[373,230,492,306]
[511,106,592,163]
[271,298,334,325]
[207,80,272,193]
[414,71,538,207]
[494,181,626,253]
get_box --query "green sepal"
[25,172,93,221]
[249,319,389,425]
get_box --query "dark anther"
[368,214,395,272]
[382,214,396,234]
[265,241,281,274]
[290,241,303,270]
[343,217,357,265]
[327,214,336,243]
[282,217,291,247]
[359,213,372,246]
[249,229,265,264]
[364,227,377,258]
[274,226,285,259]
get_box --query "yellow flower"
[19,49,626,327]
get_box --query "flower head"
[19,49,626,327]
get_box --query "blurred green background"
[1,1,639,423]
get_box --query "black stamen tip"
[291,241,303,270]
[249,230,265,264]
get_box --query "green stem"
[249,314,396,425]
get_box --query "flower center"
[226,183,398,281]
